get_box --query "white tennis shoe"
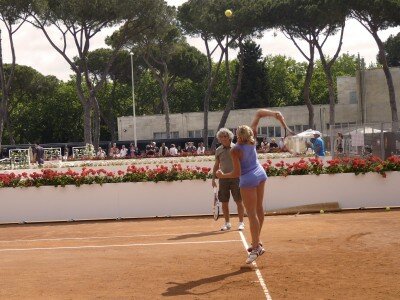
[238,222,245,231]
[220,222,232,231]
[246,245,265,264]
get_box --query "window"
[153,132,166,139]
[259,127,268,136]
[188,129,214,138]
[332,122,357,129]
[188,130,202,138]
[259,126,283,137]
[268,127,275,137]
[153,131,179,139]
[290,125,309,133]
[349,91,358,104]
[171,131,179,138]
[275,126,281,137]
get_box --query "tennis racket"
[213,187,220,221]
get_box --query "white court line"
[0,232,227,243]
[239,231,272,300]
[0,239,241,252]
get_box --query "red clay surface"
[0,211,399,299]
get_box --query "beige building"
[118,67,400,141]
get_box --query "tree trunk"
[83,102,92,145]
[203,82,210,147]
[0,29,7,148]
[0,104,5,147]
[75,75,92,144]
[102,80,118,142]
[91,92,101,149]
[100,112,117,143]
[161,83,171,139]
[325,70,336,129]
[303,47,315,129]
[99,117,115,143]
[373,31,399,130]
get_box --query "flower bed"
[1,156,399,188]
[263,155,400,177]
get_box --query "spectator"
[186,142,197,153]
[134,146,141,157]
[62,147,69,161]
[34,143,44,167]
[152,142,159,154]
[159,143,169,156]
[119,145,128,158]
[260,137,269,152]
[169,144,178,156]
[177,145,182,154]
[129,143,135,158]
[146,142,158,156]
[312,131,325,158]
[109,143,120,158]
[278,137,285,150]
[96,147,106,159]
[197,142,205,155]
[260,138,267,149]
[269,138,278,149]
[335,132,344,156]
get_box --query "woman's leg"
[240,186,259,249]
[256,180,266,233]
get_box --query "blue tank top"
[234,143,267,188]
[234,143,260,175]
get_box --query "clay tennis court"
[1,211,399,299]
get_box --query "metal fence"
[327,122,400,159]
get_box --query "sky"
[1,0,399,81]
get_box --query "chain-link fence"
[327,122,400,159]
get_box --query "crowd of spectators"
[90,141,210,160]
[258,137,286,153]
[93,138,290,160]
[2,135,309,164]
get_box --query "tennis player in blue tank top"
[216,109,290,264]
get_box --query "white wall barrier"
[1,172,399,224]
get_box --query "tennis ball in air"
[320,209,325,214]
[225,9,233,18]
[385,207,391,211]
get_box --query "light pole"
[130,53,137,148]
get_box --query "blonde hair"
[236,125,255,145]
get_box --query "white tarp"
[295,129,316,138]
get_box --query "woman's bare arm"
[251,109,293,136]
